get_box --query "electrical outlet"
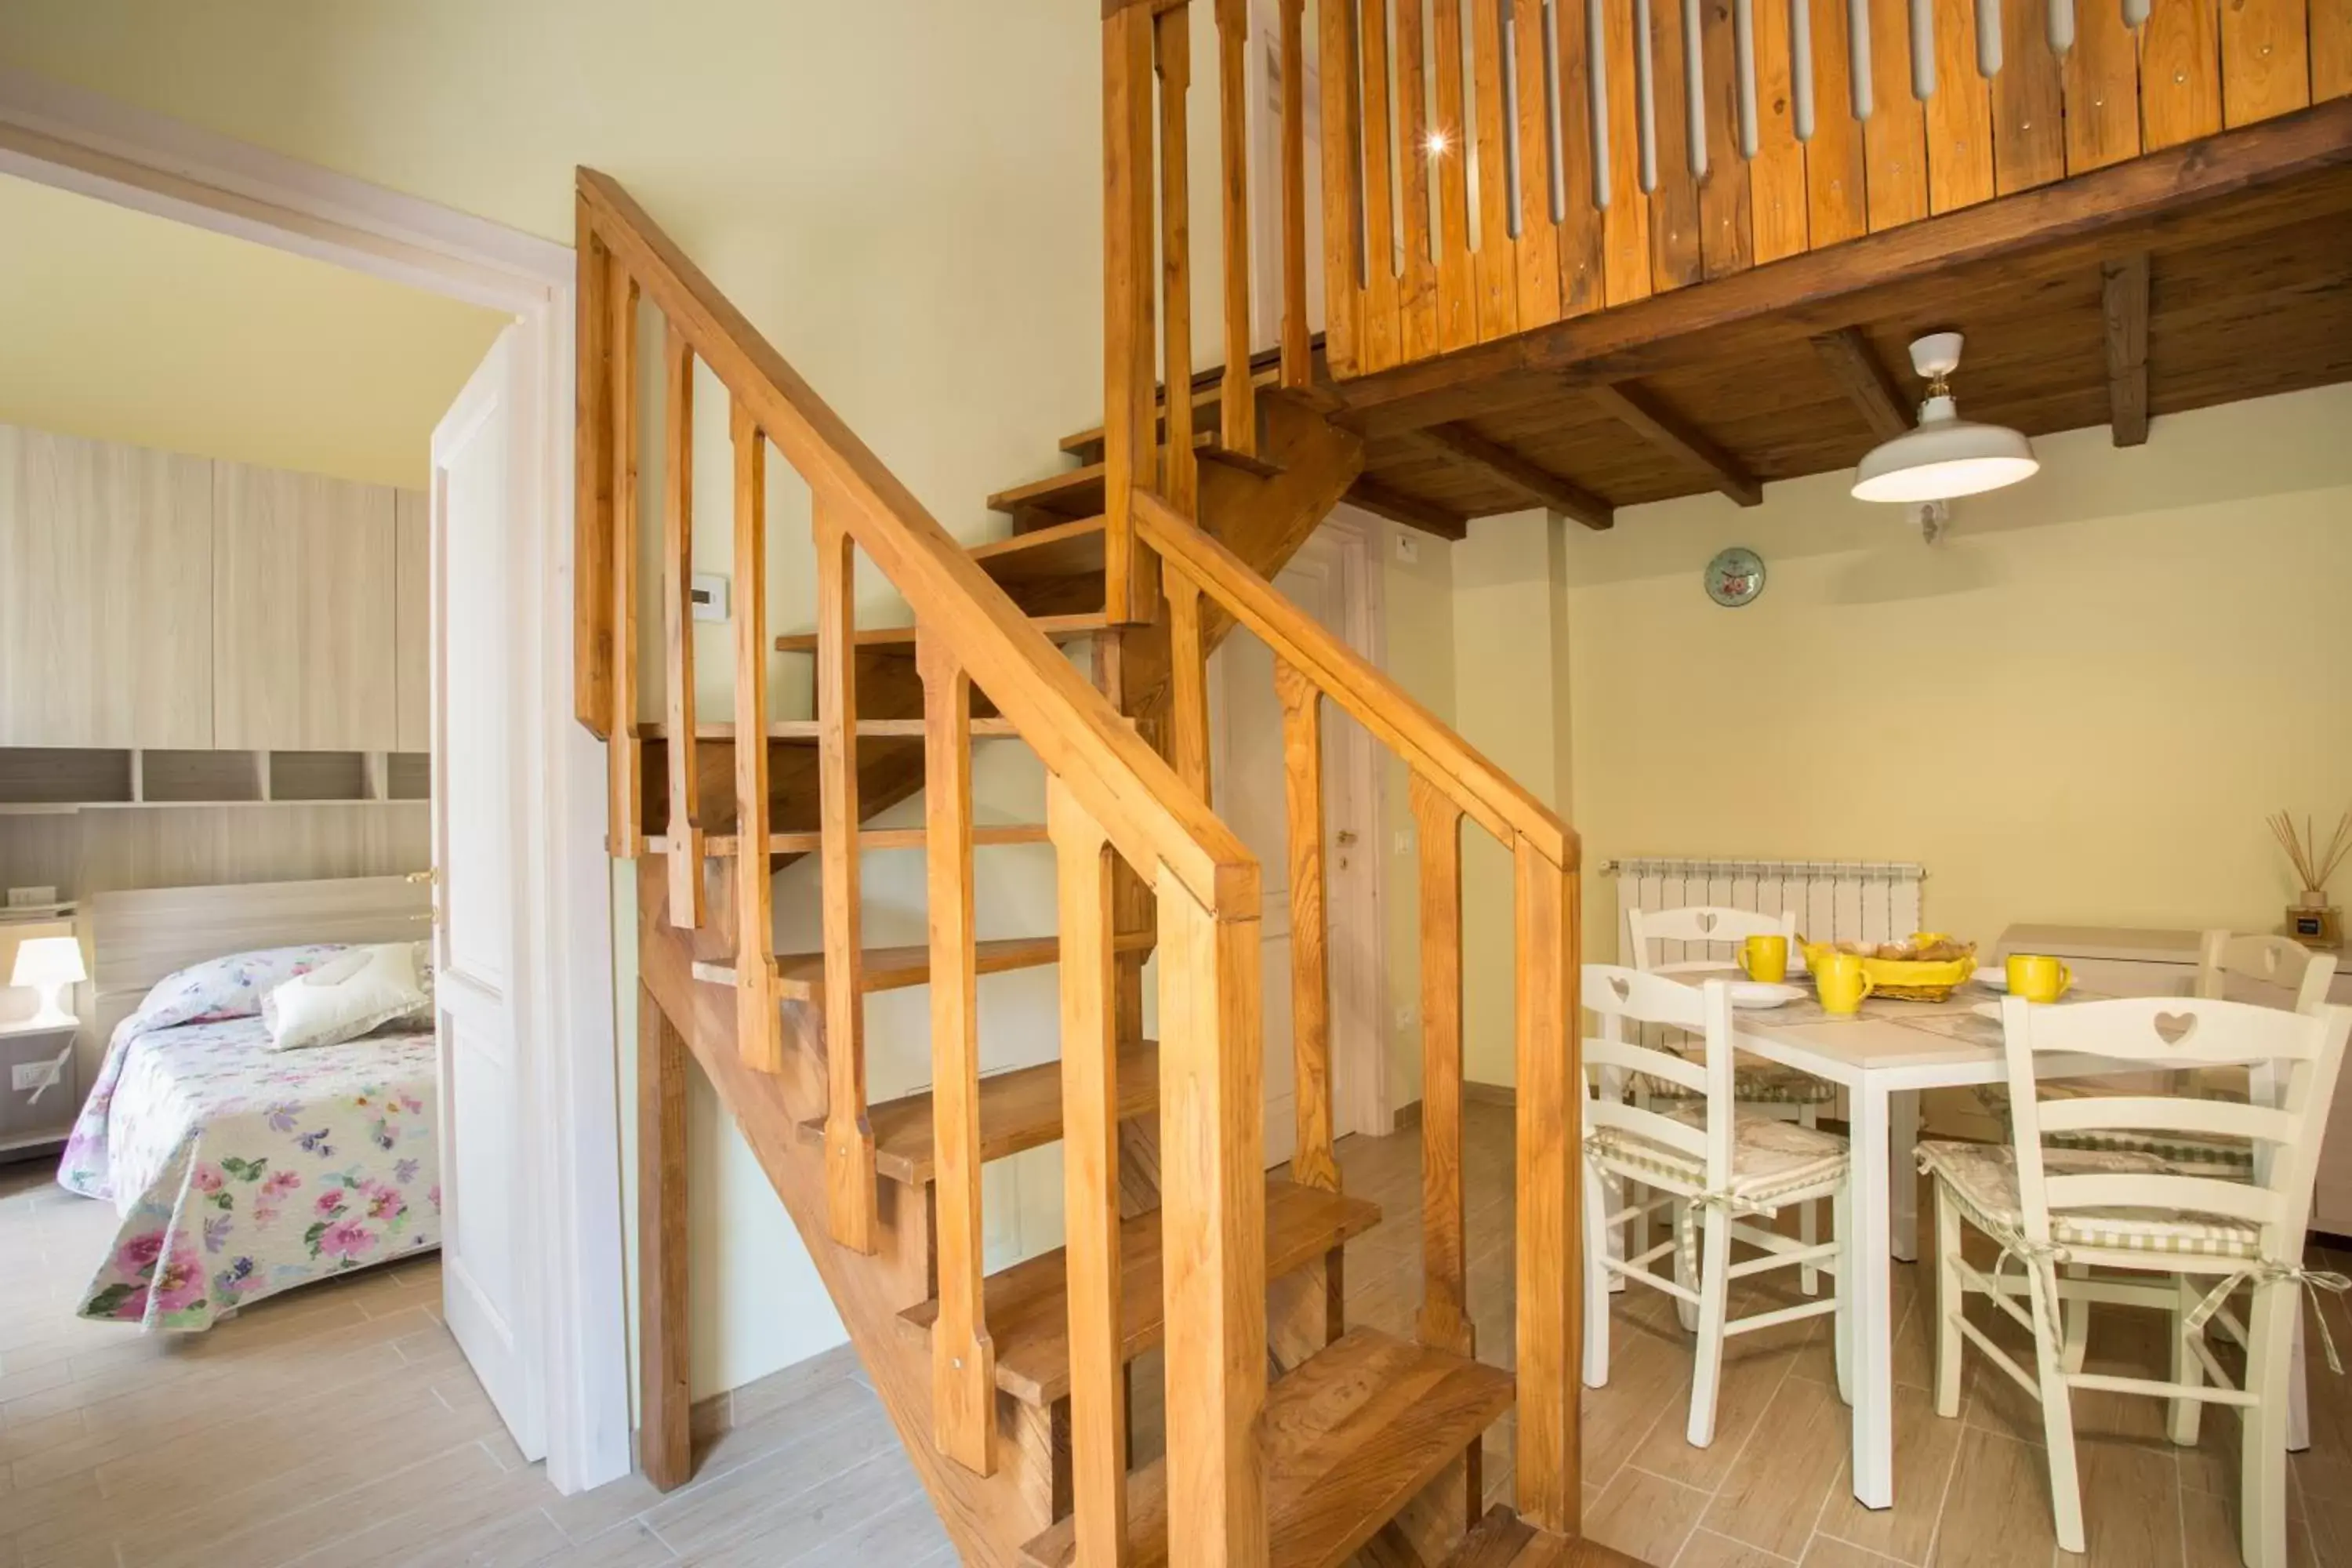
[1392,531,1419,565]
[689,573,730,622]
[10,1061,60,1094]
[1393,826,1415,857]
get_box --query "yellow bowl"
[1801,938,1978,1002]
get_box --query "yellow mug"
[2007,953,2073,1004]
[1737,935,1789,983]
[1816,951,1876,1015]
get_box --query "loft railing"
[1134,488,1588,1538]
[1308,0,2347,379]
[571,169,1272,1558]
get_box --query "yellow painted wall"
[0,172,506,488]
[1442,383,2352,1083]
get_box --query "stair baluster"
[1155,6,1199,519]
[815,493,878,1251]
[1277,0,1312,389]
[1275,657,1338,1193]
[659,322,705,927]
[1411,772,1471,1359]
[1102,1,1158,625]
[1214,0,1258,457]
[730,402,780,1072]
[606,256,644,854]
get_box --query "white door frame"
[0,68,633,1494]
[1207,510,1392,1139]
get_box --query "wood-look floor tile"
[1801,1537,1910,1566]
[2067,1435,2183,1566]
[639,1405,900,1556]
[1702,1372,1849,1559]
[1671,1526,1801,1565]
[563,1520,683,1566]
[1630,1338,1802,1491]
[1580,1464,1710,1564]
[1809,1383,1965,1566]
[678,1445,925,1566]
[1933,1427,2059,1567]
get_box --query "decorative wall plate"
[1705,546,1766,608]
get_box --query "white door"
[430,326,547,1460]
[1210,520,1385,1169]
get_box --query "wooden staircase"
[566,3,1626,1561]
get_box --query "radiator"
[1606,856,1927,967]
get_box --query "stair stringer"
[633,861,1062,1566]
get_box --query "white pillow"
[260,943,430,1051]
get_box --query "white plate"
[1973,965,2008,992]
[1729,982,1804,1009]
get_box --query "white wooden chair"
[1626,905,1838,1290]
[1580,964,1852,1446]
[1921,994,2352,1566]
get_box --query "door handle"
[1335,829,1359,847]
[405,869,438,885]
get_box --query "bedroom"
[0,162,558,1551]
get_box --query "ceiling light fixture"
[1425,129,1450,155]
[1851,332,2039,505]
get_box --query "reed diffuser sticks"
[2269,808,2352,899]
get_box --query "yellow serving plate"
[1801,936,1978,1002]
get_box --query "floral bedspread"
[57,1015,441,1330]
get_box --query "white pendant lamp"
[1851,332,2039,503]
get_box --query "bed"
[56,876,441,1331]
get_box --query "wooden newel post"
[1512,835,1582,1536]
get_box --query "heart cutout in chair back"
[1610,975,1632,1003]
[2262,946,2282,978]
[2153,1011,2198,1047]
[1694,912,1719,935]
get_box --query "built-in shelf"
[0,746,430,810]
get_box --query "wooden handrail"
[1133,488,1575,869]
[577,168,1258,922]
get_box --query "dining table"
[1661,967,2311,1513]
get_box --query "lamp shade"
[1852,394,2039,503]
[9,936,85,990]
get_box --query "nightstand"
[0,1022,78,1158]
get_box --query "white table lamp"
[10,936,85,1029]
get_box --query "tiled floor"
[6,1105,2349,1566]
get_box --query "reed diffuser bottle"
[2271,809,2350,950]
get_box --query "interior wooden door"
[428,324,547,1460]
[1210,524,1384,1167]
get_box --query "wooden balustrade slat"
[607,259,644,855]
[1433,0,1481,347]
[1511,837,1581,1536]
[1319,0,1365,377]
[2141,0,2223,149]
[1750,0,1810,262]
[2064,0,2144,168]
[1217,0,1259,458]
[575,202,615,739]
[1134,491,1572,866]
[1697,0,1756,277]
[1049,775,1128,1566]
[1649,0,1706,289]
[1923,0,1994,210]
[1397,0,1442,361]
[637,985,691,1492]
[1515,0,1566,328]
[1410,774,1470,1359]
[1279,0,1314,388]
[1276,659,1338,1194]
[1555,0,1606,312]
[1359,0,1405,372]
[1862,0,1930,228]
[1598,0,1655,304]
[2318,0,2352,98]
[731,402,779,1073]
[1105,4,1159,625]
[921,630,996,1475]
[1805,0,1871,239]
[1167,571,1214,800]
[1471,0,1523,335]
[1990,0,2065,191]
[814,492,877,1254]
[2221,0,2310,122]
[1157,5,1200,518]
[660,321,705,927]
[1154,873,1269,1568]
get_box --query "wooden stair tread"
[633,718,1018,740]
[691,929,1152,999]
[964,515,1108,586]
[1439,1508,1653,1568]
[989,435,1276,518]
[898,1176,1381,1406]
[1057,354,1291,459]
[1019,1326,1514,1568]
[795,1036,1162,1185]
[774,613,1109,653]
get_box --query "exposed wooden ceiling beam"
[1410,424,1615,530]
[1589,381,1763,506]
[1345,477,1468,540]
[1809,328,1913,441]
[1334,97,2352,422]
[2103,252,2151,446]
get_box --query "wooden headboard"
[88,874,433,1043]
